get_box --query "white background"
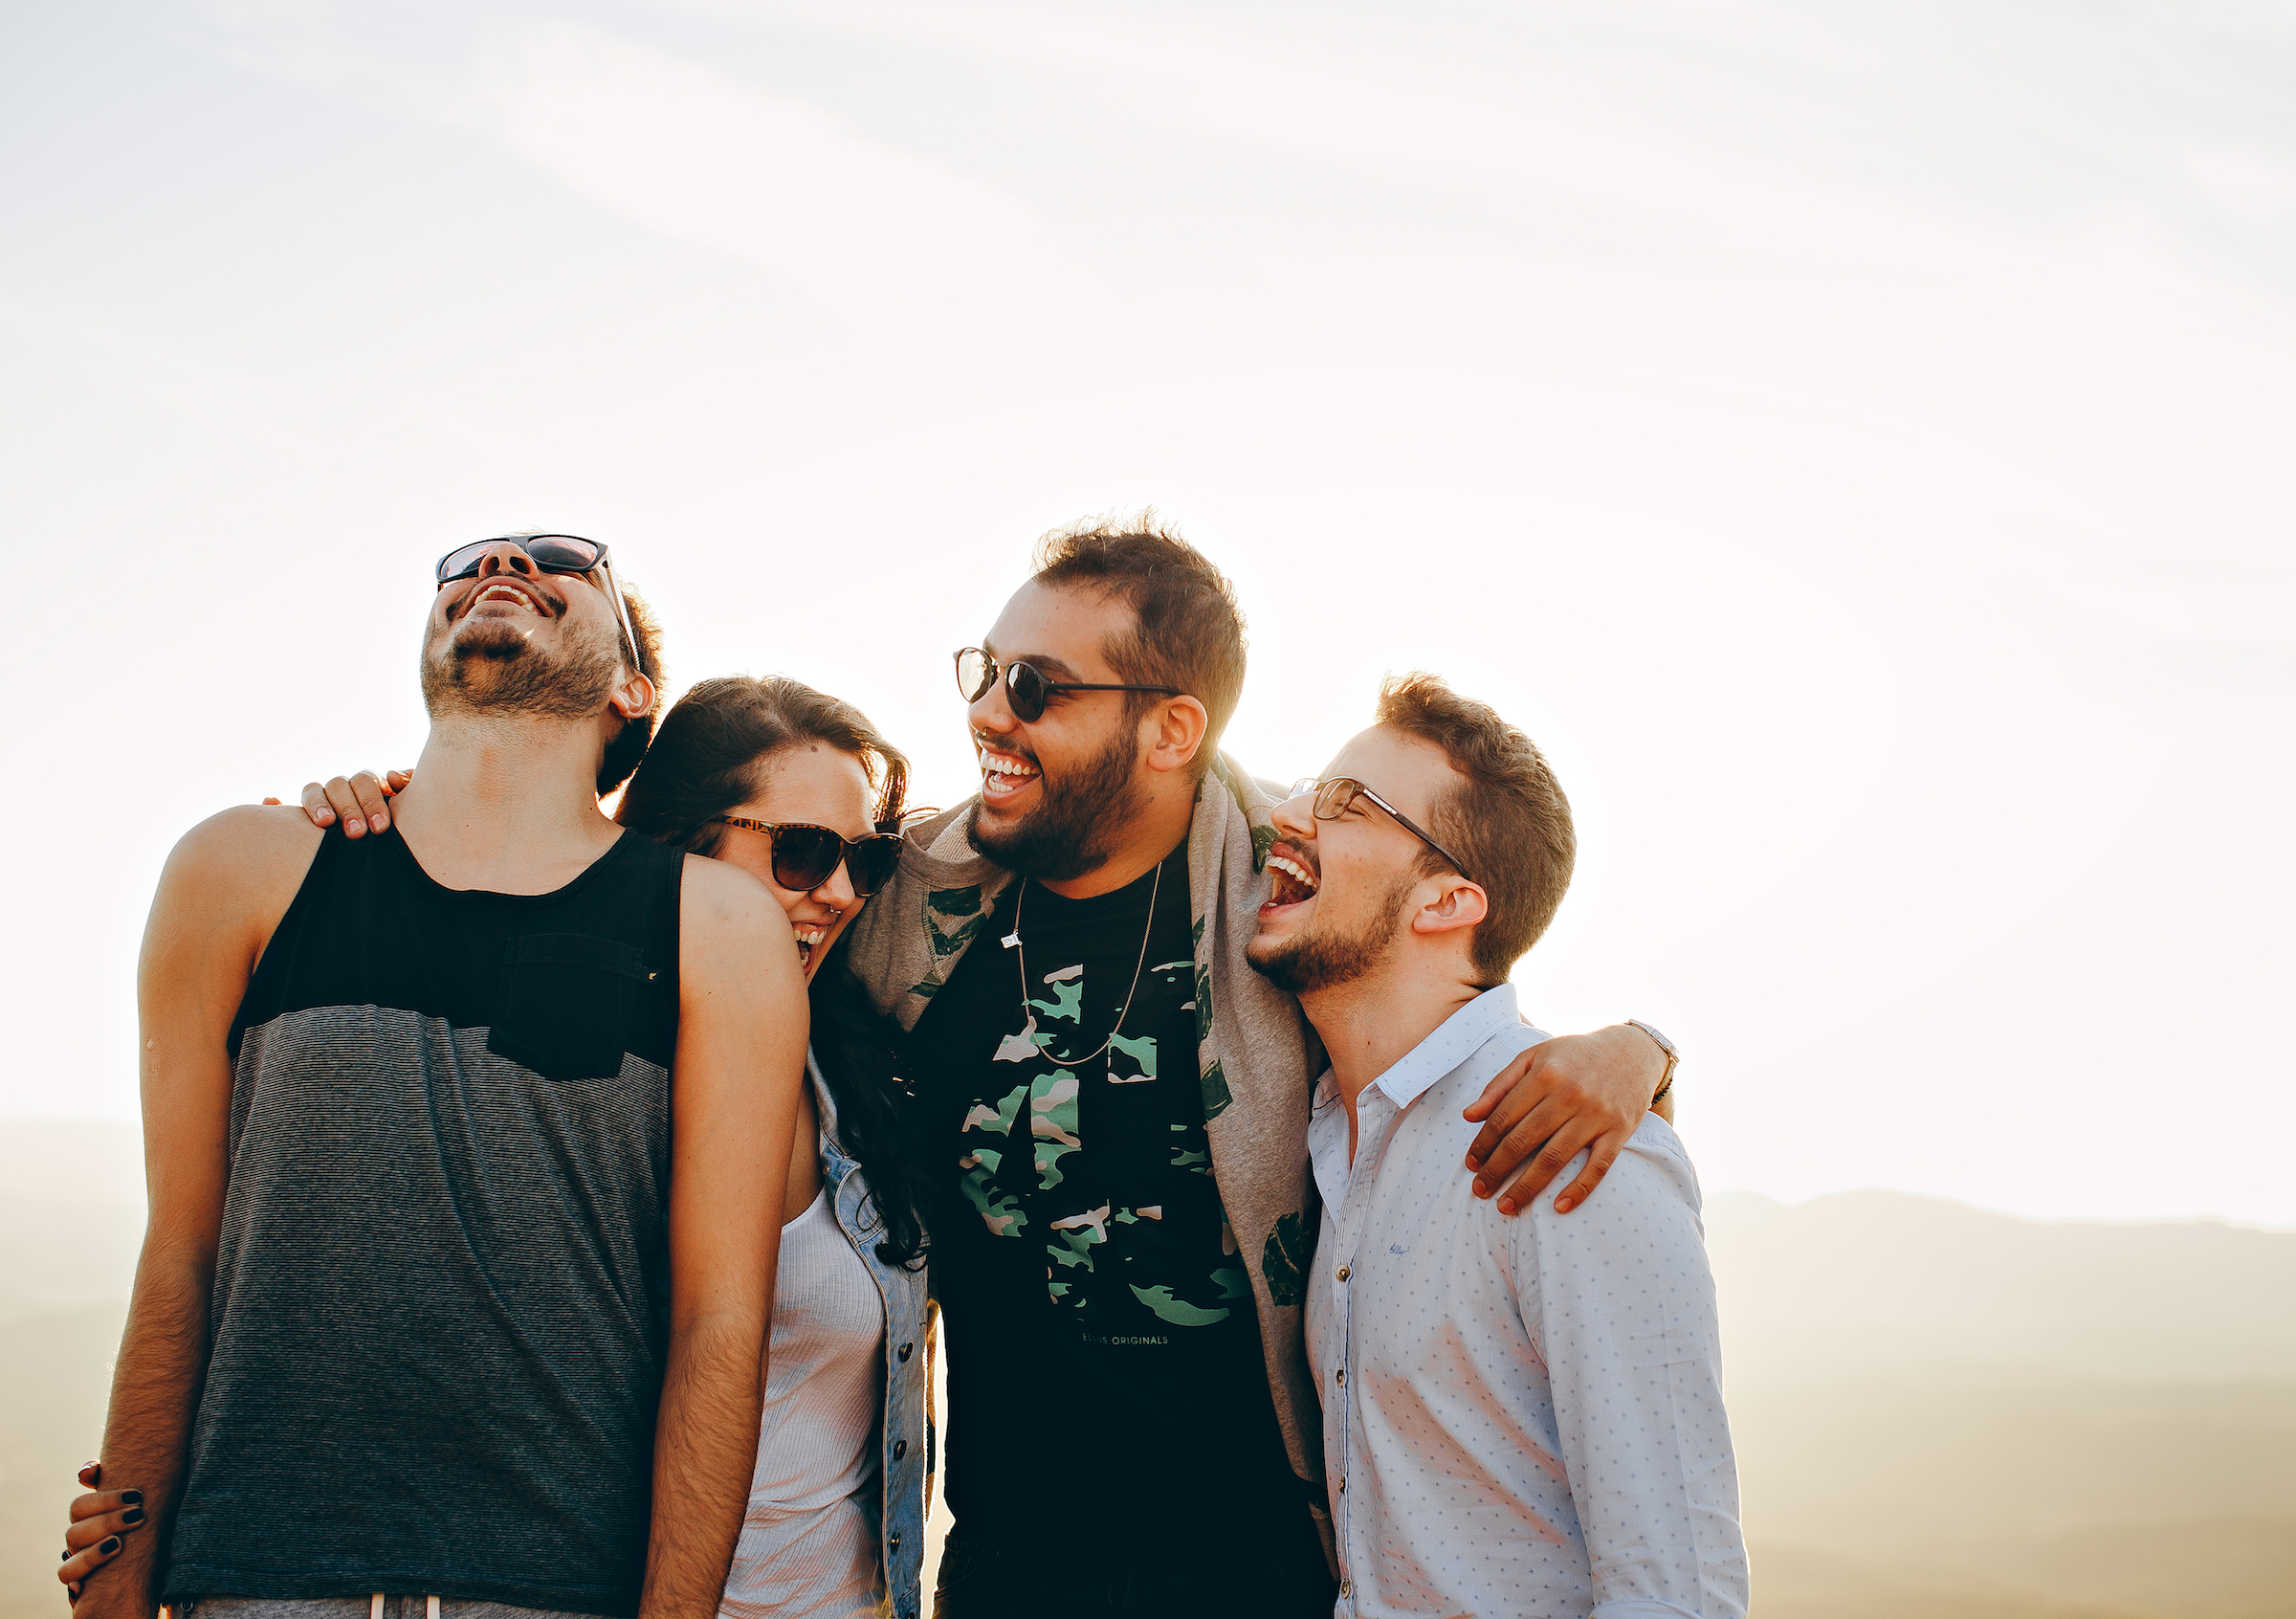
[4,0,2291,1223]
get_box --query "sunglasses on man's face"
[954,647,1180,724]
[710,817,903,897]
[1289,776,1475,885]
[434,535,645,678]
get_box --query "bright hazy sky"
[5,0,2291,1223]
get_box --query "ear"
[1141,694,1212,776]
[609,670,656,722]
[1411,875,1488,938]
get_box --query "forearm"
[85,810,280,1618]
[80,1248,216,1619]
[643,862,800,1619]
[637,1308,767,1619]
[1623,1020,1679,1126]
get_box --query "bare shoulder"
[177,802,323,857]
[678,851,781,934]
[676,854,804,985]
[161,805,323,911]
[144,807,324,987]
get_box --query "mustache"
[447,575,563,622]
[972,730,1042,768]
[1271,837,1322,878]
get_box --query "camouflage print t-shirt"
[912,840,1318,1576]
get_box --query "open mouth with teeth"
[1263,844,1320,913]
[978,743,1042,805]
[465,580,551,617]
[793,922,829,971]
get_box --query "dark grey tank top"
[166,827,685,1617]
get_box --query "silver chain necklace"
[1003,861,1163,1070]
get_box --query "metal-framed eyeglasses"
[1288,776,1475,884]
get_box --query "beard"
[964,721,1148,882]
[1247,872,1416,997]
[420,610,621,722]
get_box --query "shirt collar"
[1360,982,1522,1111]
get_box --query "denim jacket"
[808,1048,932,1619]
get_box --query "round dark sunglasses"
[709,817,903,897]
[434,535,644,676]
[954,647,1180,724]
[1289,776,1475,885]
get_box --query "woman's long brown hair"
[615,675,929,1269]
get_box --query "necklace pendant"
[1002,929,1022,949]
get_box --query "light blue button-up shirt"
[1305,985,1748,1619]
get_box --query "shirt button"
[1336,1264,1350,1282]
[889,1530,901,1550]
[898,1342,914,1362]
[1337,1475,1347,1493]
[1339,1580,1352,1598]
[1335,1368,1346,1386]
[894,1439,908,1459]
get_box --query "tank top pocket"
[489,932,656,1081]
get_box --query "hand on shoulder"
[1512,1114,1702,1249]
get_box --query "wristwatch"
[1625,1020,1679,1102]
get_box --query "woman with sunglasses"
[63,674,938,1619]
[614,675,933,1619]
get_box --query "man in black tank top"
[75,540,810,1619]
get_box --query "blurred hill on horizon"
[1705,1189,2296,1617]
[3,1123,2290,1618]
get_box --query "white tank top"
[718,1178,890,1619]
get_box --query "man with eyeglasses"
[842,517,1688,1617]
[69,537,810,1619]
[1248,674,1745,1618]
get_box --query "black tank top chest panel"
[169,828,688,1615]
[230,827,682,1077]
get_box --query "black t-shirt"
[912,840,1319,1576]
